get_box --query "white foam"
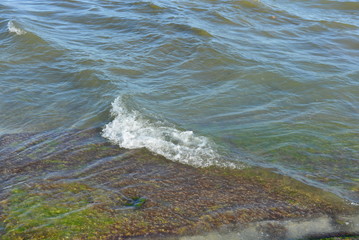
[7,21,27,35]
[102,97,235,168]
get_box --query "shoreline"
[0,128,358,239]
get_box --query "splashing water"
[102,97,236,168]
[7,20,27,35]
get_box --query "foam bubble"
[7,20,27,35]
[102,97,235,168]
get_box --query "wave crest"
[7,20,27,35]
[102,97,233,168]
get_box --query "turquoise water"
[0,0,358,202]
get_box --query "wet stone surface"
[0,128,358,239]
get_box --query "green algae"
[0,129,358,239]
[201,166,353,215]
[125,197,147,208]
[1,183,118,240]
[2,158,357,239]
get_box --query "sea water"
[0,0,358,202]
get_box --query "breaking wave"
[102,97,235,168]
[7,20,27,35]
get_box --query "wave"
[317,0,359,11]
[7,20,27,35]
[102,97,235,168]
[166,23,213,38]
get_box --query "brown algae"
[0,129,358,239]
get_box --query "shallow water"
[0,0,358,202]
[0,129,357,239]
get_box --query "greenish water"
[0,0,358,202]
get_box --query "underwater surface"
[0,129,358,239]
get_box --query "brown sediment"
[0,128,358,240]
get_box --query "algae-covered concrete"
[0,128,358,239]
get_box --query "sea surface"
[0,0,358,202]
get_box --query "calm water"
[0,0,358,202]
